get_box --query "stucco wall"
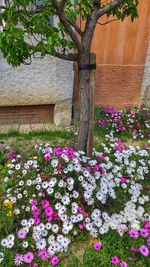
[0,53,74,126]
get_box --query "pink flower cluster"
[14,252,34,265]
[31,200,41,225]
[111,256,128,267]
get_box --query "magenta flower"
[111,256,120,265]
[14,254,23,266]
[120,261,128,267]
[128,229,139,239]
[34,217,40,225]
[23,252,34,264]
[144,222,150,232]
[93,242,102,251]
[45,207,53,216]
[131,247,136,253]
[46,215,53,222]
[17,228,27,239]
[32,207,40,216]
[140,228,148,238]
[31,199,38,206]
[32,263,38,267]
[38,249,49,260]
[119,177,127,183]
[51,256,60,266]
[44,154,51,161]
[139,245,149,257]
[42,200,50,208]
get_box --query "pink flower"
[86,167,91,173]
[42,200,50,208]
[77,207,83,214]
[51,256,59,266]
[38,249,49,260]
[31,199,38,206]
[128,229,139,239]
[111,256,120,265]
[118,224,128,236]
[79,223,84,230]
[93,242,102,251]
[140,228,148,238]
[101,168,105,175]
[46,215,53,222]
[32,263,38,267]
[34,217,40,225]
[144,222,150,232]
[32,207,40,216]
[131,247,136,253]
[45,207,53,216]
[120,177,127,183]
[23,252,34,264]
[115,145,122,152]
[14,254,23,266]
[139,245,149,257]
[120,261,128,267]
[44,154,51,161]
[17,228,27,239]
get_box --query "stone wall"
[0,53,74,128]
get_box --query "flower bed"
[0,136,149,266]
[96,105,150,140]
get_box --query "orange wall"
[91,0,150,108]
[91,1,150,65]
[73,1,150,111]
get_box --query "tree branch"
[97,17,119,25]
[66,17,82,36]
[98,0,126,17]
[51,0,82,51]
[53,51,78,61]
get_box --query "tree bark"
[76,52,96,157]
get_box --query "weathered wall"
[0,53,74,127]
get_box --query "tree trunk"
[76,52,96,157]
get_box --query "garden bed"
[0,106,149,267]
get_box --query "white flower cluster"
[0,140,149,258]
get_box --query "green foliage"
[0,0,139,66]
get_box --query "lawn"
[0,106,149,267]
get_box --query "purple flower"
[139,245,149,257]
[128,229,139,239]
[120,261,128,267]
[111,256,120,265]
[140,228,148,238]
[93,242,102,251]
[38,249,49,260]
[14,254,23,266]
[17,228,27,239]
[51,256,60,266]
[23,252,34,264]
[147,237,150,246]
